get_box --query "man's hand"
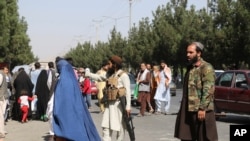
[197,110,206,121]
[126,109,131,117]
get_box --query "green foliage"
[58,0,250,72]
[0,0,35,69]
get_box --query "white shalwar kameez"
[154,70,171,113]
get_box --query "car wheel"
[92,95,97,100]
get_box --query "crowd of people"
[0,41,218,141]
[134,60,172,117]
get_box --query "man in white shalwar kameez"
[154,60,172,115]
[85,55,131,141]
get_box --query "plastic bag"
[133,84,139,99]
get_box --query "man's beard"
[187,55,198,66]
[160,65,165,70]
[107,67,115,76]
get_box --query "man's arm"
[85,71,107,81]
[199,64,215,110]
[139,72,151,84]
[0,74,3,86]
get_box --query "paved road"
[4,89,250,141]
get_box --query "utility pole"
[92,20,102,43]
[207,0,210,13]
[129,0,132,31]
[103,16,129,29]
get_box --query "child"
[80,71,92,109]
[18,90,36,123]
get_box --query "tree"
[0,0,35,69]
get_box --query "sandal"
[136,113,143,117]
[149,108,154,113]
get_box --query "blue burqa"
[53,59,101,141]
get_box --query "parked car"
[90,80,99,99]
[214,70,250,116]
[214,70,224,78]
[128,73,139,106]
[170,81,177,96]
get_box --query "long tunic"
[101,69,131,131]
[174,64,218,141]
[13,71,34,121]
[36,70,50,118]
[154,70,170,102]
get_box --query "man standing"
[0,67,8,141]
[136,62,152,116]
[85,55,131,141]
[174,42,218,141]
[95,61,108,113]
[47,62,56,98]
[154,60,172,115]
[30,62,42,114]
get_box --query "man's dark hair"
[160,60,166,64]
[34,62,41,69]
[18,67,24,72]
[48,62,54,68]
[101,60,108,67]
[151,61,158,66]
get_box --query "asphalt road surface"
[4,89,250,141]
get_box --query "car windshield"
[215,70,224,78]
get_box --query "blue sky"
[18,0,207,61]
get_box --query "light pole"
[92,19,102,43]
[129,0,132,31]
[102,16,129,28]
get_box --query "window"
[235,73,247,88]
[216,72,233,87]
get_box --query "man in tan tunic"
[86,55,131,141]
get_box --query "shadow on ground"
[216,114,250,124]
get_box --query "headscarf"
[35,69,50,118]
[13,70,34,120]
[53,59,101,141]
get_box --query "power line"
[102,16,129,29]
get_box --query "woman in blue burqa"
[53,58,101,141]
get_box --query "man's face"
[146,64,151,70]
[107,60,115,74]
[107,61,113,69]
[140,63,146,71]
[160,63,165,69]
[3,67,8,74]
[187,44,200,64]
[103,64,109,71]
